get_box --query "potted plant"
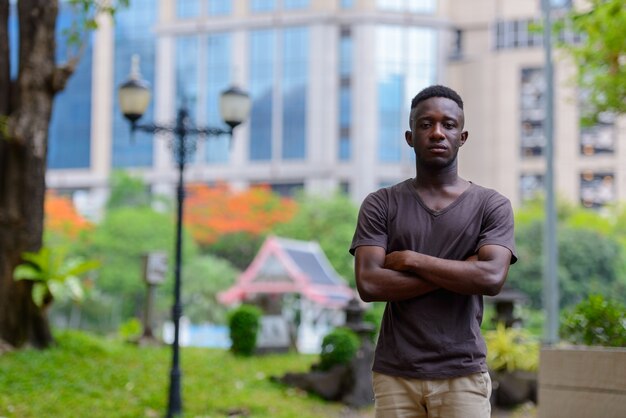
[485,323,539,407]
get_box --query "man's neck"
[414,164,461,190]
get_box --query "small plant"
[319,327,360,371]
[561,294,626,347]
[118,318,143,342]
[228,304,262,356]
[485,323,539,372]
[13,246,100,308]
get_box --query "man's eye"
[445,123,455,129]
[421,123,431,129]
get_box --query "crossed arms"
[354,244,513,302]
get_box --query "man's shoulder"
[365,179,411,200]
[468,182,512,203]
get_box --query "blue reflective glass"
[339,35,352,76]
[250,0,275,12]
[282,27,308,160]
[341,0,355,8]
[249,30,275,161]
[176,35,200,164]
[284,0,309,9]
[177,0,201,18]
[376,25,436,163]
[208,0,232,15]
[339,137,351,161]
[48,5,92,169]
[378,75,404,162]
[377,0,435,13]
[8,5,17,78]
[205,33,232,163]
[112,0,157,167]
[339,87,351,127]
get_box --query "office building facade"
[41,0,625,219]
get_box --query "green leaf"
[65,276,85,303]
[14,264,44,281]
[32,283,49,308]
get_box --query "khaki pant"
[373,371,492,418]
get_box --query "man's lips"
[428,146,448,153]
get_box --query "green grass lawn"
[0,331,372,418]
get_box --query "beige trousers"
[373,371,492,418]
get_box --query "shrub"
[319,327,360,371]
[485,323,539,372]
[561,294,626,347]
[228,304,262,356]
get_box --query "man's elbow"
[481,274,506,296]
[356,280,381,303]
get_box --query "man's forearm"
[356,266,438,302]
[384,249,509,296]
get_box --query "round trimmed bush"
[228,304,262,356]
[319,327,360,371]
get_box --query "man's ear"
[459,131,468,147]
[405,131,413,147]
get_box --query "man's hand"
[384,251,414,272]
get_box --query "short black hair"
[410,85,464,111]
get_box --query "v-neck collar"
[404,178,474,217]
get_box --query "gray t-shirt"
[350,179,517,379]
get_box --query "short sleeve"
[349,191,389,255]
[477,193,518,264]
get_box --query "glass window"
[338,29,352,162]
[282,27,308,160]
[175,35,200,165]
[48,4,92,169]
[250,0,275,12]
[520,174,544,202]
[341,0,354,8]
[8,4,18,78]
[377,0,435,14]
[270,182,304,197]
[112,0,157,168]
[581,172,615,208]
[249,29,276,161]
[177,0,201,19]
[205,34,232,163]
[520,68,545,157]
[208,0,232,15]
[284,0,309,9]
[376,25,436,163]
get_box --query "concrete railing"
[538,346,626,418]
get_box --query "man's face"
[405,96,468,169]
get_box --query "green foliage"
[88,205,197,321]
[561,294,626,347]
[14,246,100,307]
[485,323,539,372]
[1,330,357,418]
[182,254,239,324]
[273,192,358,286]
[106,170,153,210]
[508,202,626,309]
[228,304,262,356]
[553,0,626,124]
[63,0,130,47]
[117,317,143,342]
[319,327,360,371]
[205,231,265,270]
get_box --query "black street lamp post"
[118,55,250,418]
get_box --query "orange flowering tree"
[44,191,93,241]
[184,182,297,247]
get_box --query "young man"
[350,85,517,418]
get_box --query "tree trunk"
[0,0,61,348]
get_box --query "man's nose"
[430,123,445,139]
